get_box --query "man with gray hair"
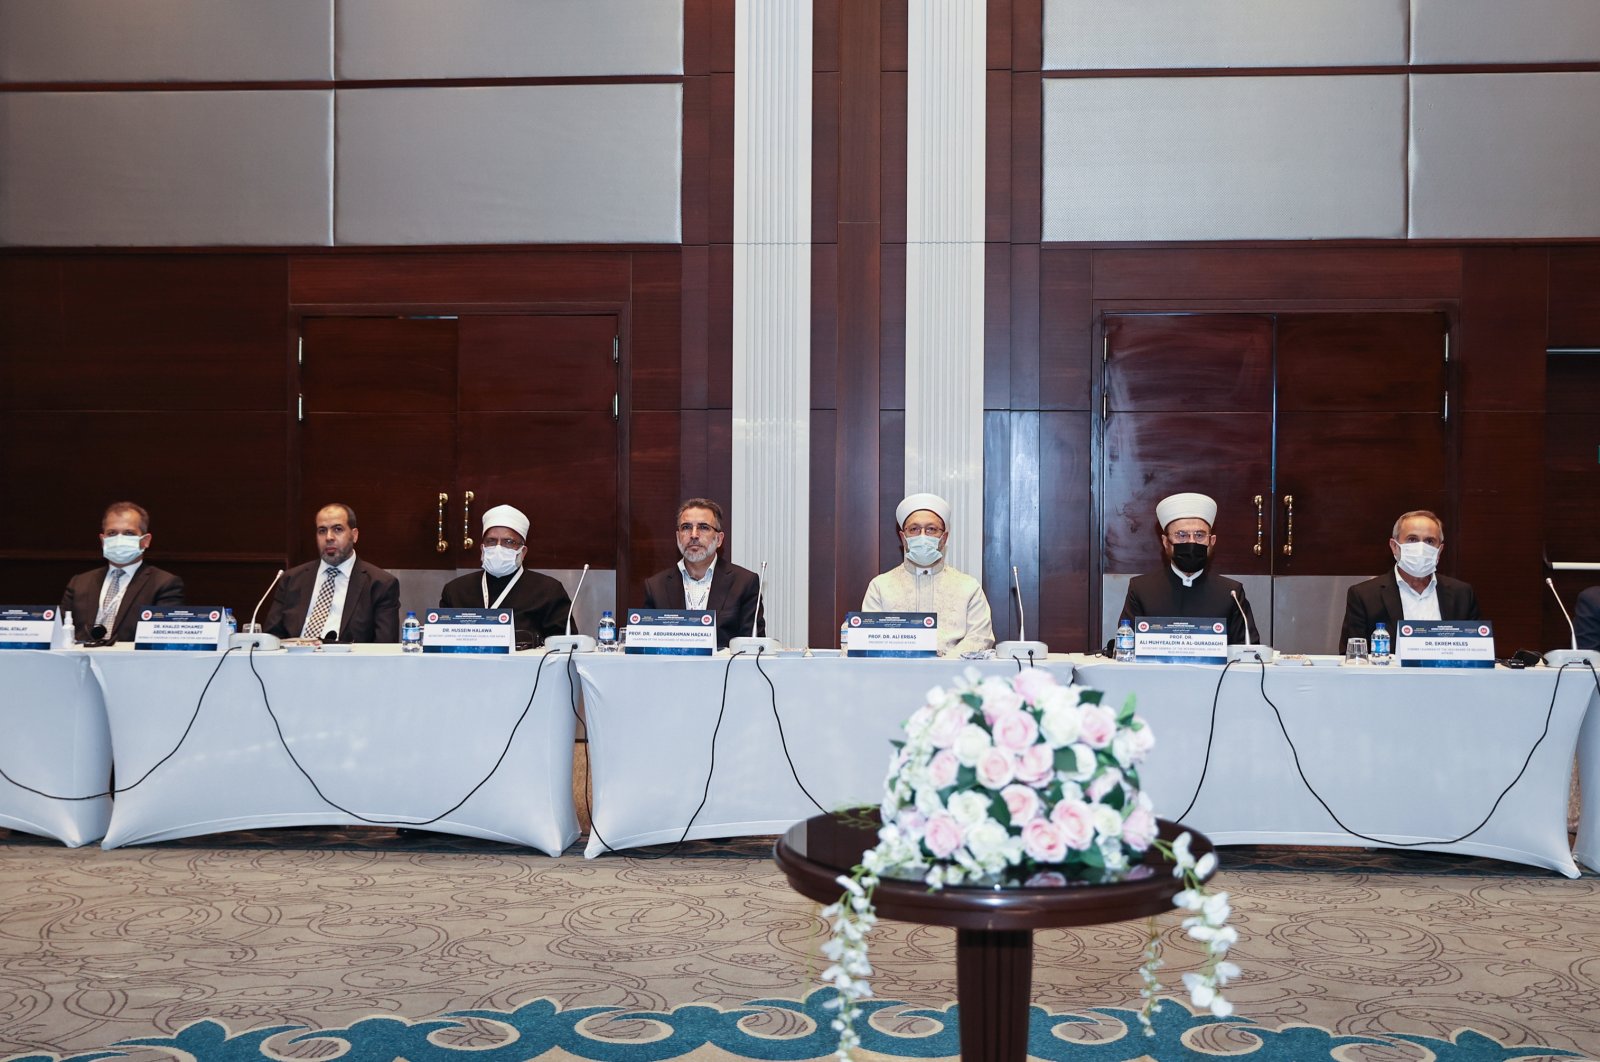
[862,491,994,656]
[61,500,184,643]
[1340,509,1479,650]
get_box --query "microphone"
[1542,578,1600,668]
[995,564,1049,661]
[318,628,351,653]
[545,563,597,653]
[83,622,114,648]
[1226,588,1273,662]
[730,560,781,656]
[230,568,285,651]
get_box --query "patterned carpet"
[2,828,1598,1061]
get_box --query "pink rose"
[1078,704,1117,749]
[976,747,1016,790]
[1022,819,1068,863]
[1049,799,1094,849]
[1024,870,1067,887]
[927,749,960,790]
[1013,744,1055,787]
[923,812,964,859]
[1001,783,1042,824]
[927,704,970,748]
[991,709,1040,753]
[1122,807,1157,850]
[1087,767,1122,802]
[898,810,928,835]
[980,684,1024,724]
[1011,667,1057,705]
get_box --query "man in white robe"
[862,492,995,656]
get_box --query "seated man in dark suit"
[641,497,765,649]
[1340,509,1479,650]
[1119,492,1258,645]
[439,503,570,649]
[263,502,400,643]
[1575,586,1600,651]
[61,500,185,643]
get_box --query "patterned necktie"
[303,567,339,638]
[96,568,125,630]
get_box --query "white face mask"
[1395,541,1439,579]
[102,534,144,566]
[905,534,944,567]
[481,544,524,578]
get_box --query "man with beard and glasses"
[439,503,571,649]
[861,491,994,657]
[642,497,765,649]
[1117,492,1257,645]
[263,502,400,643]
[1340,509,1478,651]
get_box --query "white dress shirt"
[99,559,143,614]
[306,553,358,638]
[1395,565,1442,621]
[678,557,717,610]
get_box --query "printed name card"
[624,608,717,655]
[422,608,515,654]
[844,612,938,658]
[135,606,228,651]
[1133,617,1228,665]
[0,606,68,650]
[1395,620,1495,669]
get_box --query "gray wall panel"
[1043,0,1406,70]
[1043,76,1407,241]
[0,0,332,82]
[0,91,333,246]
[335,85,681,245]
[337,0,683,79]
[1413,0,1600,64]
[1411,73,1600,238]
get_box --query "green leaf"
[990,792,1012,825]
[961,691,983,710]
[1117,693,1137,725]
[1080,843,1106,869]
[957,765,977,789]
[1054,747,1079,772]
[889,739,906,751]
[1078,689,1103,706]
[1103,784,1126,811]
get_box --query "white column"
[731,0,812,647]
[905,0,986,576]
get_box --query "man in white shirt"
[1340,509,1480,650]
[641,498,765,648]
[263,502,400,643]
[861,492,994,656]
[61,501,185,643]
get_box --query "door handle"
[1281,494,1294,556]
[462,490,475,550]
[437,493,449,553]
[1253,494,1263,556]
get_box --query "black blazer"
[1571,586,1600,651]
[60,564,185,643]
[1119,568,1258,646]
[1340,570,1480,651]
[641,560,766,649]
[439,568,571,648]
[263,557,401,644]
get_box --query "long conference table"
[4,646,1599,877]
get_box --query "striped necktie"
[96,568,126,630]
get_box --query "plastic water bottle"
[1370,622,1391,665]
[224,608,237,639]
[1115,620,1136,662]
[401,610,423,653]
[840,619,850,655]
[597,610,618,651]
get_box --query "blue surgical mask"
[102,535,144,566]
[481,544,523,578]
[905,535,943,567]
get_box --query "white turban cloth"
[1155,492,1217,530]
[480,504,530,539]
[896,492,950,528]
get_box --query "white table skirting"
[0,650,112,847]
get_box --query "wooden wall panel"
[708,71,736,246]
[681,73,710,247]
[630,250,684,411]
[984,244,1014,408]
[1039,410,1091,650]
[1093,248,1462,302]
[1460,247,1547,411]
[625,411,684,610]
[1458,411,1543,652]
[879,411,906,575]
[808,408,838,648]
[1550,247,1600,347]
[1037,248,1089,409]
[812,72,841,243]
[810,244,839,409]
[879,243,906,409]
[680,245,710,409]
[705,245,734,410]
[1012,0,1044,71]
[288,252,633,306]
[1009,73,1042,245]
[985,70,1013,242]
[881,70,908,245]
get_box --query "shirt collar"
[108,559,142,582]
[902,557,946,578]
[1394,565,1437,598]
[318,553,357,579]
[678,556,717,585]
[1169,563,1201,588]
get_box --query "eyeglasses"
[903,524,946,537]
[1167,530,1211,544]
[482,536,524,549]
[677,522,720,535]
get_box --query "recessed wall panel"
[1043,0,1406,70]
[337,0,683,78]
[335,85,680,245]
[0,0,332,82]
[1413,0,1600,64]
[1042,76,1406,241]
[0,91,333,246]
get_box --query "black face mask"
[1171,542,1209,574]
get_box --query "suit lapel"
[1379,572,1404,627]
[340,564,369,639]
[111,566,151,638]
[707,563,732,615]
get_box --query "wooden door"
[1544,351,1600,648]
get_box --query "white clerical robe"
[861,558,995,656]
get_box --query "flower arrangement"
[819,667,1237,1059]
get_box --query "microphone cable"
[1170,658,1237,824]
[748,648,829,815]
[0,646,241,801]
[247,643,557,827]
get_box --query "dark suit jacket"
[1575,586,1600,652]
[61,564,185,643]
[642,560,766,649]
[440,567,571,648]
[1119,568,1257,645]
[263,557,401,644]
[1340,570,1480,651]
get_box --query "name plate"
[1133,617,1228,665]
[0,606,68,650]
[1395,620,1495,669]
[624,608,717,655]
[135,606,227,651]
[423,608,515,654]
[844,612,937,658]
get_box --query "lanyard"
[481,568,524,609]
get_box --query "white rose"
[1037,685,1080,714]
[952,723,993,767]
[964,819,1010,862]
[914,786,945,817]
[1065,744,1096,782]
[1039,705,1081,748]
[1091,803,1124,839]
[947,790,991,827]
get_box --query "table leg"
[956,928,1033,1062]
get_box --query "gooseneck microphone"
[231,569,285,650]
[1227,588,1273,662]
[995,564,1048,661]
[1542,578,1600,668]
[545,563,596,653]
[730,560,781,655]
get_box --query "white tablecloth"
[1577,679,1600,874]
[0,650,112,847]
[578,654,1595,876]
[92,646,580,854]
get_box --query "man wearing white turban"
[440,503,572,649]
[861,492,994,656]
[1117,492,1257,645]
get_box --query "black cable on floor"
[1172,658,1238,823]
[750,648,828,815]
